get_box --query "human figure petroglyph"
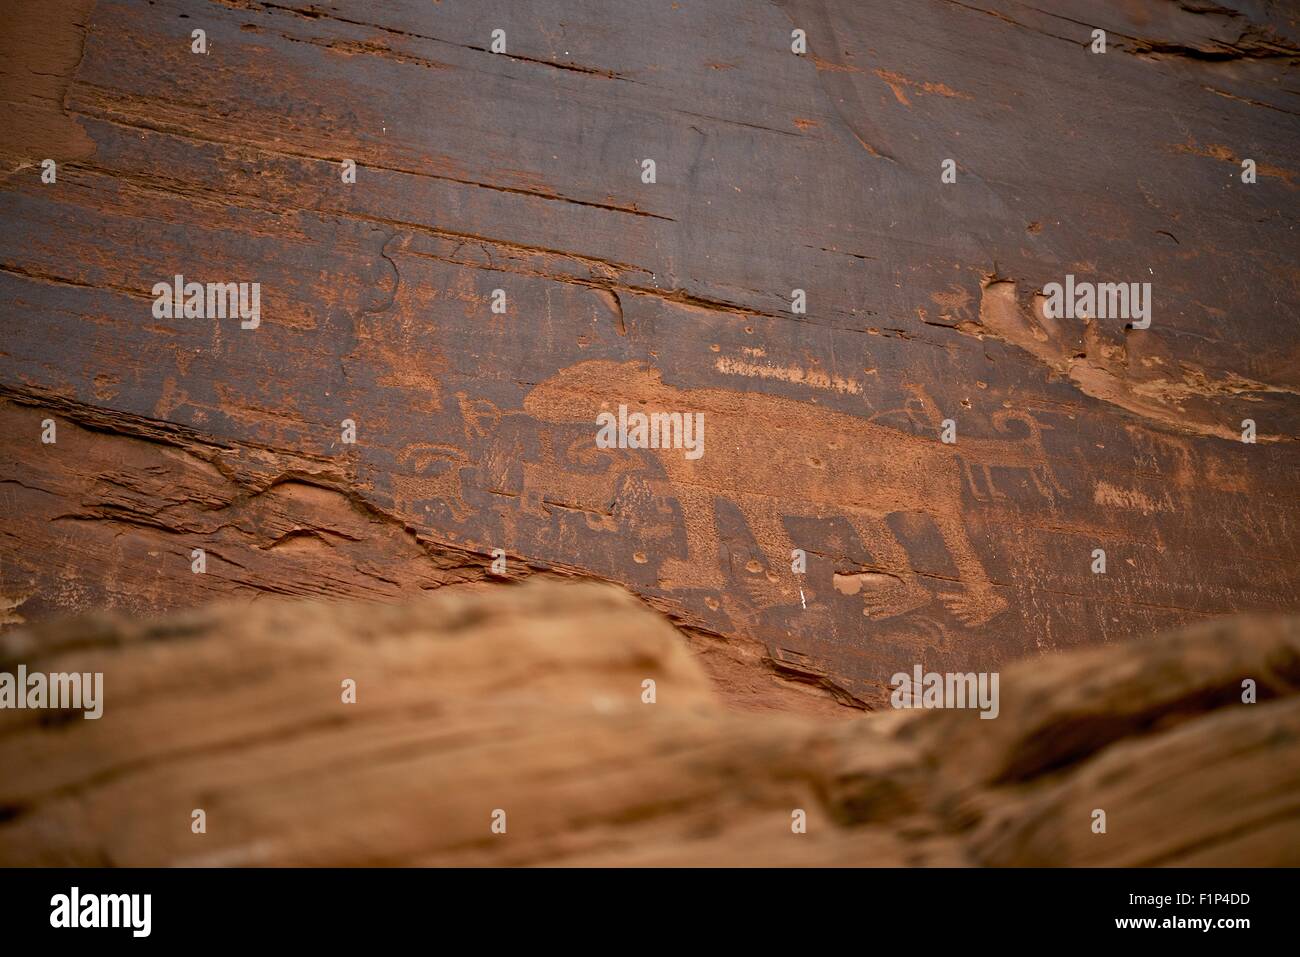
[523,361,1065,626]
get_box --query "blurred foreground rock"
[1,578,1296,866]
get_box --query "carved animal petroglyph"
[450,392,658,532]
[393,442,472,522]
[521,432,655,533]
[523,361,1064,626]
[894,384,1068,505]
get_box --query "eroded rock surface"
[1,579,1294,866]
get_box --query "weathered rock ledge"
[2,578,1294,866]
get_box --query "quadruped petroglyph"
[3,0,1296,719]
[521,360,1068,626]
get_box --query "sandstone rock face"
[0,0,1297,868]
[1,579,1294,866]
[1,0,1297,711]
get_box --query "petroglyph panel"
[2,0,1297,709]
